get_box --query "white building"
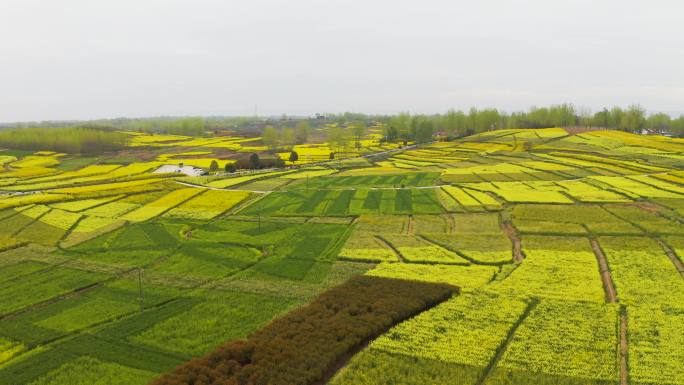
[154,164,206,177]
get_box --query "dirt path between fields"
[619,309,629,385]
[502,222,524,262]
[406,215,414,235]
[589,239,627,385]
[658,240,684,278]
[590,239,618,303]
[445,214,456,233]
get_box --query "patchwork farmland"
[1,127,684,385]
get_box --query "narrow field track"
[590,239,618,303]
[502,221,524,262]
[658,240,684,278]
[620,308,629,385]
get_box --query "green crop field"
[1,126,683,385]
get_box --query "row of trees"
[381,104,684,140]
[0,127,127,155]
[116,117,208,136]
[261,121,311,150]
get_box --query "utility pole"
[138,268,144,313]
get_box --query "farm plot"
[49,195,125,212]
[416,214,512,264]
[163,189,251,220]
[133,290,297,357]
[491,236,606,302]
[489,300,619,385]
[302,172,440,188]
[0,237,26,253]
[16,208,82,246]
[236,176,293,191]
[555,180,632,203]
[440,163,540,183]
[0,337,23,365]
[50,178,170,197]
[0,193,72,211]
[241,188,444,216]
[466,181,574,204]
[60,216,126,248]
[152,243,262,280]
[599,236,684,305]
[338,232,398,262]
[203,170,295,189]
[0,205,50,238]
[591,175,683,199]
[627,174,684,195]
[380,234,469,264]
[356,214,408,233]
[603,204,684,235]
[191,218,350,282]
[629,304,684,385]
[120,188,202,222]
[441,185,488,211]
[63,222,181,267]
[0,265,108,315]
[512,204,641,235]
[424,232,512,264]
[0,276,182,347]
[0,261,51,286]
[25,356,156,385]
[365,262,497,291]
[332,292,529,385]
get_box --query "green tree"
[621,105,646,132]
[671,116,684,137]
[387,112,411,141]
[610,107,624,129]
[646,112,671,131]
[385,125,399,142]
[413,118,434,143]
[327,126,350,151]
[249,153,260,169]
[350,123,366,149]
[225,162,236,173]
[209,160,219,171]
[262,126,279,151]
[282,127,297,149]
[289,151,299,164]
[443,109,466,137]
[295,121,311,144]
[592,108,611,128]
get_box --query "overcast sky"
[1,0,682,122]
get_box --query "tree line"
[0,127,127,155]
[2,104,681,157]
[381,104,684,141]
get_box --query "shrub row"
[150,276,457,385]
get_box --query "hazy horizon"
[1,0,683,123]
